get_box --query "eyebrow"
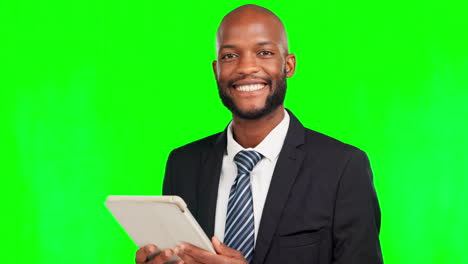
[256,41,274,46]
[220,44,236,49]
[220,41,275,50]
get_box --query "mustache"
[226,75,273,87]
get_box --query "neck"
[231,106,285,148]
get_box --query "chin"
[232,104,278,120]
[219,79,286,120]
[237,104,266,114]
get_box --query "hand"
[174,236,248,264]
[135,244,174,264]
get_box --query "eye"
[221,53,237,60]
[258,50,274,56]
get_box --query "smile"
[234,83,266,92]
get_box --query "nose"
[236,53,260,75]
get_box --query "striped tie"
[224,150,263,263]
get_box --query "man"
[136,4,383,264]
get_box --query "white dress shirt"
[214,110,290,245]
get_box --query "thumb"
[212,236,243,258]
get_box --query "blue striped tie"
[224,150,263,263]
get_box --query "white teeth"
[235,83,266,92]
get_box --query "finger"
[148,249,173,264]
[135,245,158,264]
[175,246,198,264]
[211,237,244,259]
[179,243,218,264]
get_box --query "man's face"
[213,14,295,119]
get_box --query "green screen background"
[2,0,467,263]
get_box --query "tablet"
[105,195,215,263]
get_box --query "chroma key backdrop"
[1,0,467,263]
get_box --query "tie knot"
[234,150,263,175]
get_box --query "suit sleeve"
[162,150,176,195]
[332,149,383,264]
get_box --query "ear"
[285,53,296,78]
[212,60,218,80]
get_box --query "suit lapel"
[197,131,226,238]
[253,110,306,264]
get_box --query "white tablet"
[105,195,215,263]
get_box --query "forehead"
[217,15,285,48]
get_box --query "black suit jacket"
[163,110,383,264]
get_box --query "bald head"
[216,5,289,55]
[212,5,296,121]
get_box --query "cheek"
[218,63,237,81]
[261,60,285,78]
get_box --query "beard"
[217,71,287,120]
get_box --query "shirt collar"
[226,110,290,162]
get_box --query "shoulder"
[304,128,359,152]
[301,127,368,163]
[287,110,366,160]
[167,132,224,161]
